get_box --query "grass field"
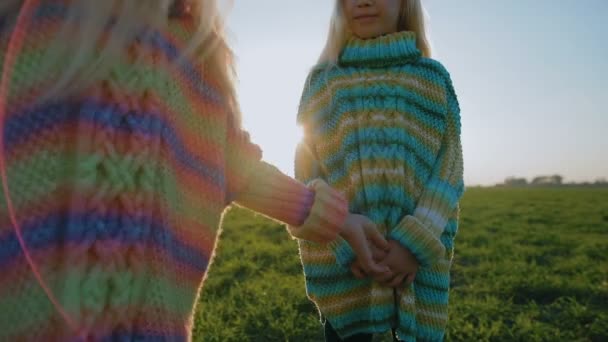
[193,187,608,341]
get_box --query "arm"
[223,111,347,244]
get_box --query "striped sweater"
[0,2,347,341]
[295,31,464,341]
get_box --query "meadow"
[193,187,608,341]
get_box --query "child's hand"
[349,242,389,279]
[374,240,419,288]
[340,214,390,275]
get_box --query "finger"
[365,222,389,251]
[347,229,382,274]
[404,273,416,286]
[387,273,407,288]
[314,231,336,245]
[363,257,391,275]
[320,226,337,243]
[373,266,394,283]
[371,245,388,261]
[353,242,374,272]
[350,263,366,279]
[341,219,390,275]
[372,250,388,263]
[362,260,386,275]
[373,258,392,275]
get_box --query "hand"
[374,240,419,288]
[350,241,389,279]
[340,214,390,275]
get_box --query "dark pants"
[323,320,401,342]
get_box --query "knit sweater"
[295,31,464,341]
[0,2,347,340]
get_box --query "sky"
[227,0,608,186]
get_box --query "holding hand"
[351,240,419,288]
[340,214,390,275]
[350,240,389,278]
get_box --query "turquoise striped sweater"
[295,31,464,341]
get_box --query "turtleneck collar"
[339,31,421,68]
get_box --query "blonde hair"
[0,0,239,116]
[318,0,431,66]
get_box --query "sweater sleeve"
[291,70,357,266]
[224,111,347,243]
[388,75,465,267]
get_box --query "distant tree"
[532,176,549,185]
[504,177,528,186]
[532,175,563,186]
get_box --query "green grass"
[193,187,608,341]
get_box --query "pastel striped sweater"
[295,31,464,341]
[0,2,347,340]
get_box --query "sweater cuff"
[287,179,348,244]
[389,215,446,267]
[234,163,316,227]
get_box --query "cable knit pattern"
[0,2,346,340]
[295,31,464,341]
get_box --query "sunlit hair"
[0,0,240,117]
[317,0,431,66]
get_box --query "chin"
[354,31,383,39]
[353,27,388,40]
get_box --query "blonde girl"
[295,0,464,340]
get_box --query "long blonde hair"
[318,0,431,66]
[0,0,238,115]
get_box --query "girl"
[0,0,387,340]
[295,0,464,341]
